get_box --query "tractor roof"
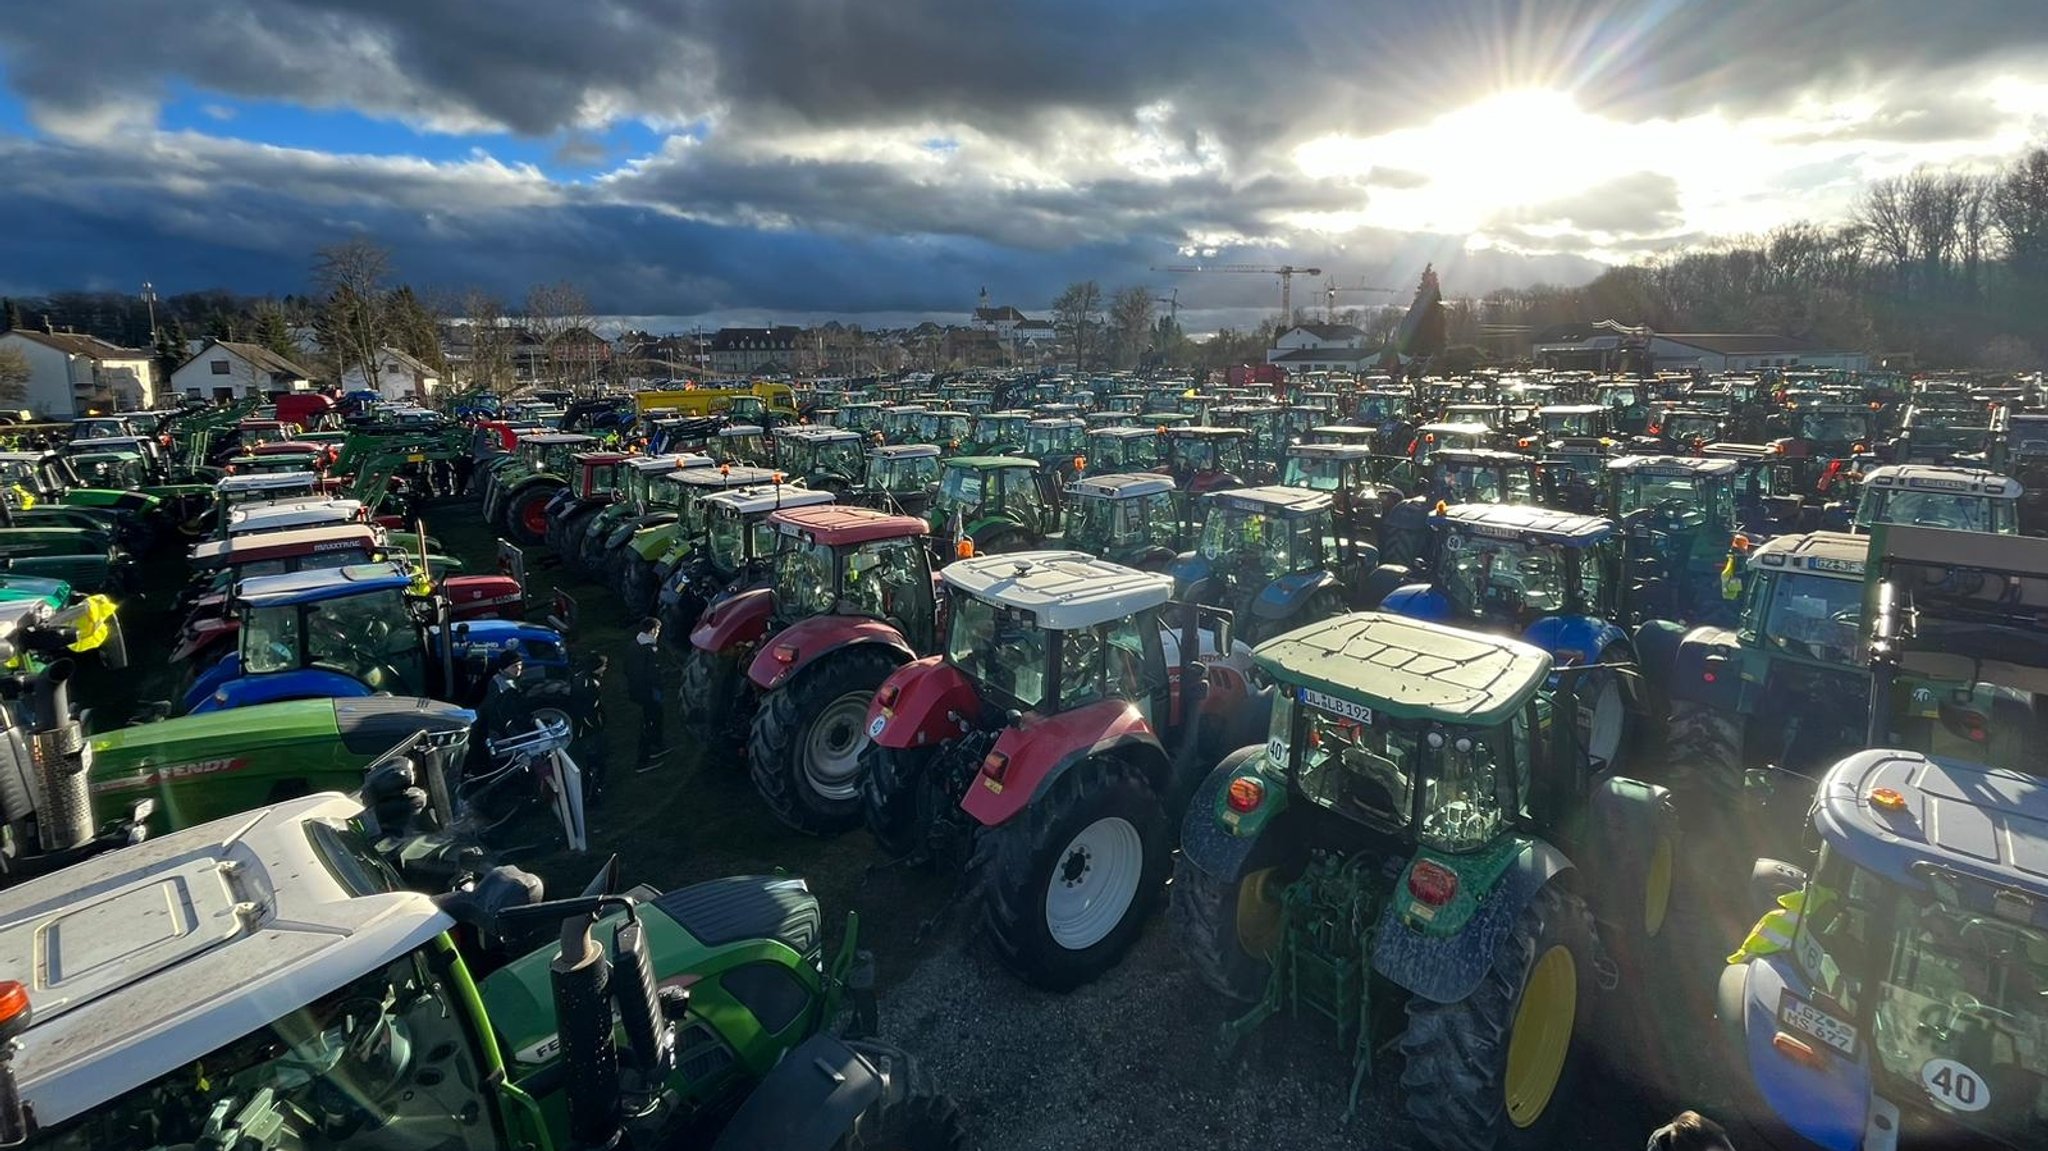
[719,424,765,437]
[191,524,379,568]
[771,504,927,545]
[1027,416,1085,429]
[702,485,835,517]
[1747,531,1867,579]
[215,471,320,493]
[624,453,712,474]
[1286,443,1376,462]
[1069,472,1175,500]
[1202,484,1333,517]
[1415,422,1492,437]
[1605,454,1740,477]
[882,404,929,415]
[1815,749,2048,904]
[1539,404,1606,415]
[662,465,780,489]
[236,561,413,608]
[1872,523,2048,580]
[225,499,364,536]
[941,551,1173,629]
[944,455,1038,471]
[1090,426,1159,440]
[1432,447,1532,465]
[873,443,941,460]
[1435,503,1613,544]
[0,794,452,1127]
[1254,612,1549,727]
[1860,464,2021,498]
[572,451,632,466]
[1170,426,1251,439]
[517,433,596,446]
[64,436,148,451]
[778,425,864,443]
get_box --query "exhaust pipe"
[27,660,92,853]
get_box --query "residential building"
[708,326,800,376]
[341,346,440,400]
[169,339,315,402]
[0,329,155,415]
[1265,323,1365,367]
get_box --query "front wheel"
[839,1075,968,1151]
[747,648,902,835]
[1399,883,1596,1151]
[971,755,1170,991]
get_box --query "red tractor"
[739,505,938,834]
[859,550,1265,990]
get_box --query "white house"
[341,346,440,400]
[0,329,155,416]
[169,340,315,402]
[1266,323,1365,366]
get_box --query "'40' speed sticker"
[1921,1059,1990,1113]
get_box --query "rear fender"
[1663,625,1745,710]
[746,615,913,691]
[687,587,774,656]
[960,699,1167,828]
[1523,614,1628,667]
[863,656,980,751]
[706,1034,884,1151]
[1371,839,1574,1004]
[1630,619,1688,688]
[1583,776,1675,936]
[1377,583,1448,622]
[1177,746,1275,882]
[1726,956,1874,1151]
[192,669,372,713]
[1252,570,1338,620]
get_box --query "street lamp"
[140,282,158,345]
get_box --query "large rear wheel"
[861,743,937,859]
[1400,883,1596,1151]
[677,647,747,747]
[1169,853,1283,1003]
[971,755,1169,991]
[748,648,902,835]
[504,489,554,547]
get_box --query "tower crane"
[1150,263,1323,323]
[1323,279,1400,322]
[1153,288,1181,331]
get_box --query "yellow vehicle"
[634,382,799,423]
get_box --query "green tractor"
[927,456,1057,561]
[623,466,782,614]
[1063,472,1182,570]
[571,453,711,578]
[846,444,942,519]
[1173,612,1674,1151]
[482,432,599,545]
[0,793,966,1151]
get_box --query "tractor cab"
[1213,404,1287,465]
[1409,422,1494,466]
[1065,473,1182,569]
[856,444,942,517]
[775,426,868,490]
[1895,404,1996,466]
[928,457,1055,558]
[63,449,150,491]
[878,405,929,444]
[1307,425,1378,447]
[713,423,768,466]
[1166,427,1251,496]
[1649,407,1726,449]
[688,484,838,603]
[221,498,371,541]
[1281,443,1401,539]
[1720,750,2048,1151]
[1087,426,1167,473]
[1852,465,2020,536]
[837,400,885,437]
[224,564,433,701]
[2001,413,2048,535]
[1025,417,1088,480]
[765,504,935,642]
[211,471,322,519]
[912,409,973,451]
[569,451,629,502]
[1172,485,1373,642]
[1607,455,1744,624]
[969,410,1033,456]
[1356,389,1414,430]
[1789,404,1879,458]
[1537,405,1610,440]
[1596,382,1650,433]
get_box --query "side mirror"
[1750,858,1807,912]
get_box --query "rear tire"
[504,489,553,547]
[677,647,747,746]
[620,556,663,616]
[1665,699,1744,810]
[1169,853,1281,1003]
[861,743,936,859]
[971,755,1170,991]
[747,648,902,835]
[839,1083,969,1151]
[1400,883,1596,1151]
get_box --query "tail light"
[1226,776,1264,813]
[876,683,900,709]
[979,750,1009,783]
[772,644,798,664]
[1772,1032,1824,1069]
[1408,859,1459,906]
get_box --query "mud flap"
[1371,840,1573,1004]
[710,1034,883,1151]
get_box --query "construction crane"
[1151,264,1323,323]
[1153,288,1181,331]
[1324,279,1400,322]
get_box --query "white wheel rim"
[1044,816,1144,950]
[802,691,873,800]
[1586,677,1623,767]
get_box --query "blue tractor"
[1378,503,1643,772]
[181,562,586,718]
[1167,484,1379,644]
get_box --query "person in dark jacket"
[623,617,667,771]
[475,651,532,743]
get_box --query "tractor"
[1997,412,2048,535]
[1378,504,1646,773]
[734,506,937,833]
[1064,472,1183,570]
[569,453,711,578]
[1164,426,1251,496]
[1850,465,2021,536]
[1086,426,1169,474]
[926,456,1057,561]
[1891,401,1997,466]
[1375,447,1551,570]
[775,425,870,492]
[0,794,965,1151]
[859,551,1265,989]
[482,432,598,545]
[1605,455,1748,626]
[655,483,834,641]
[1281,442,1406,542]
[1717,750,2048,1151]
[1172,612,1674,1151]
[615,465,780,613]
[911,409,974,453]
[966,410,1032,456]
[1169,484,1379,644]
[848,443,942,518]
[1637,531,1875,819]
[542,450,629,569]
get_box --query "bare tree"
[1107,286,1156,369]
[1857,176,1914,291]
[312,238,392,390]
[1993,147,2048,278]
[1051,280,1103,370]
[458,288,513,391]
[524,280,596,388]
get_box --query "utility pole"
[140,281,158,346]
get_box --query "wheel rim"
[1043,816,1143,951]
[521,500,550,538]
[1584,675,1624,767]
[1504,943,1578,1129]
[1235,867,1285,959]
[1644,835,1674,939]
[802,690,874,800]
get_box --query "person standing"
[624,617,668,771]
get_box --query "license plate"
[1778,992,1857,1056]
[1301,688,1372,725]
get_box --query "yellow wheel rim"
[1235,867,1285,959]
[1644,836,1674,939]
[1504,944,1577,1129]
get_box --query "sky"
[5,1,2048,331]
